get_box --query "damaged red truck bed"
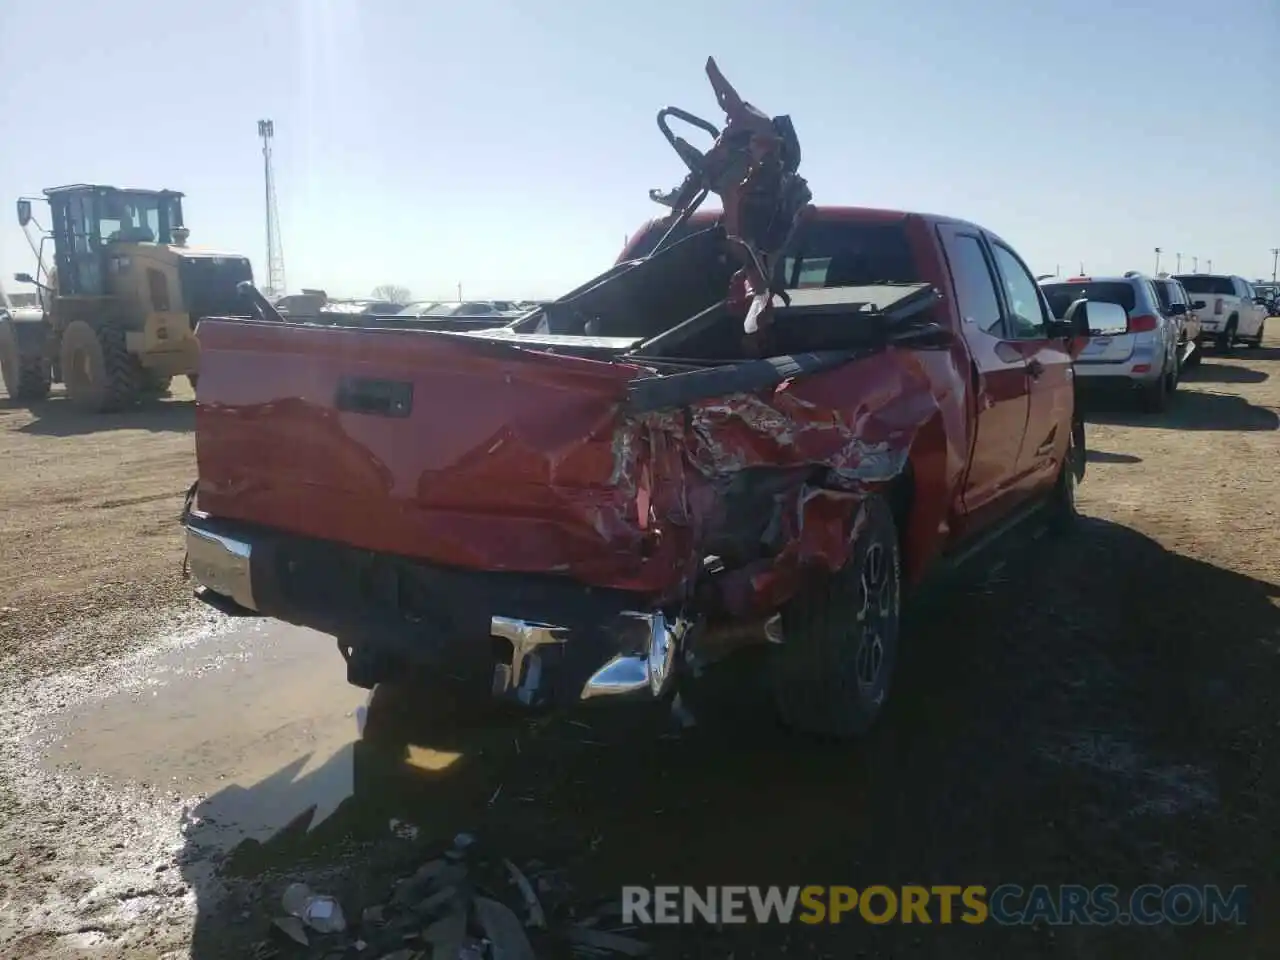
[183,204,1091,738]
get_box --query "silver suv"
[1040,273,1180,412]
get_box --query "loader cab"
[42,184,184,297]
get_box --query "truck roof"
[653,204,969,230]
[623,204,997,262]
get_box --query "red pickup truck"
[182,203,1100,739]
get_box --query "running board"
[940,495,1050,574]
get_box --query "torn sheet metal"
[611,349,947,616]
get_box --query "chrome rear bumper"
[185,520,257,611]
[491,610,690,703]
[184,513,689,706]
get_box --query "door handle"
[1026,359,1045,379]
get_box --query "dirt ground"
[0,333,1278,959]
[0,379,196,683]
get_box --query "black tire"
[771,494,901,739]
[1243,319,1264,349]
[58,319,142,413]
[187,373,199,392]
[1184,343,1202,368]
[1215,318,1237,353]
[1047,435,1080,536]
[1139,366,1171,413]
[138,369,173,397]
[0,323,52,402]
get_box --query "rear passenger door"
[986,239,1075,495]
[936,224,1031,534]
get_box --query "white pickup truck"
[1172,274,1268,350]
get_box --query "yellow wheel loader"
[0,185,253,412]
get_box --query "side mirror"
[16,200,31,227]
[1191,300,1206,310]
[1167,302,1187,316]
[13,272,34,284]
[1066,298,1127,336]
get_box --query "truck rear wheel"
[1243,320,1264,348]
[1215,318,1237,353]
[59,320,142,413]
[771,494,901,739]
[0,324,52,402]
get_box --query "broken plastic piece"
[271,915,309,946]
[474,897,537,960]
[423,908,467,959]
[281,882,347,933]
[502,858,547,928]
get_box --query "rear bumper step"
[183,512,687,707]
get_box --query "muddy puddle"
[22,617,883,889]
[27,621,372,848]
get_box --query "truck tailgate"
[194,318,656,584]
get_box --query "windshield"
[1041,281,1136,318]
[99,191,180,244]
[1174,275,1235,295]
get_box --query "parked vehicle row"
[1174,273,1270,350]
[1037,270,1270,412]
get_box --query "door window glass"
[943,233,1003,335]
[991,243,1049,339]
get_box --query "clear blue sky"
[2,0,1277,300]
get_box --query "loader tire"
[138,370,173,397]
[0,324,52,402]
[59,319,142,413]
[771,494,901,740]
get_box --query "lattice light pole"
[258,119,286,300]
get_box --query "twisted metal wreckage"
[571,57,946,617]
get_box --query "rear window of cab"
[627,218,920,289]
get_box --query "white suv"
[1172,274,1268,351]
[1041,273,1181,412]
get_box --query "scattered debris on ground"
[254,833,648,959]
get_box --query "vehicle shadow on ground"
[1215,345,1280,363]
[1087,449,1142,464]
[1083,389,1279,432]
[9,396,194,436]
[179,518,1280,960]
[1182,363,1269,385]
